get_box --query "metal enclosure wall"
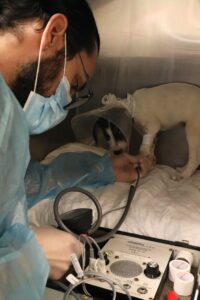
[31,0,200,161]
[85,0,200,111]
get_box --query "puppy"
[93,117,128,154]
[102,83,200,178]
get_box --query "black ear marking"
[93,117,110,144]
[110,122,125,141]
[92,117,128,154]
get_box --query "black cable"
[54,187,102,236]
[53,168,140,243]
[94,167,140,243]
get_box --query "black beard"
[12,48,65,107]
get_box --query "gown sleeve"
[25,151,115,208]
[0,75,49,300]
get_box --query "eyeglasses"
[64,54,94,110]
[79,53,90,83]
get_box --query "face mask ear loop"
[33,33,46,93]
[34,33,67,93]
[63,33,67,78]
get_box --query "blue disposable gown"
[0,74,49,300]
[26,152,115,208]
[0,73,115,299]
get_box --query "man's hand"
[111,153,153,182]
[33,226,82,280]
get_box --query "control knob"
[144,261,161,278]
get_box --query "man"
[0,1,151,299]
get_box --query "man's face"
[11,46,98,107]
[11,48,65,107]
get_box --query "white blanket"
[28,143,200,247]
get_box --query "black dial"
[144,261,161,279]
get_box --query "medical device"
[51,170,198,300]
[81,233,173,300]
[50,169,140,299]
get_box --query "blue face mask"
[23,33,72,135]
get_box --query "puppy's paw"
[176,166,185,173]
[176,165,194,178]
[172,165,193,180]
[170,173,183,181]
[179,170,193,178]
[147,155,156,167]
[140,151,156,163]
[143,156,156,174]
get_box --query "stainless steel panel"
[85,0,200,110]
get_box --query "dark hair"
[0,0,100,59]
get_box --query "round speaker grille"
[110,260,143,278]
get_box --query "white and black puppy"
[93,117,128,155]
[102,82,200,178]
